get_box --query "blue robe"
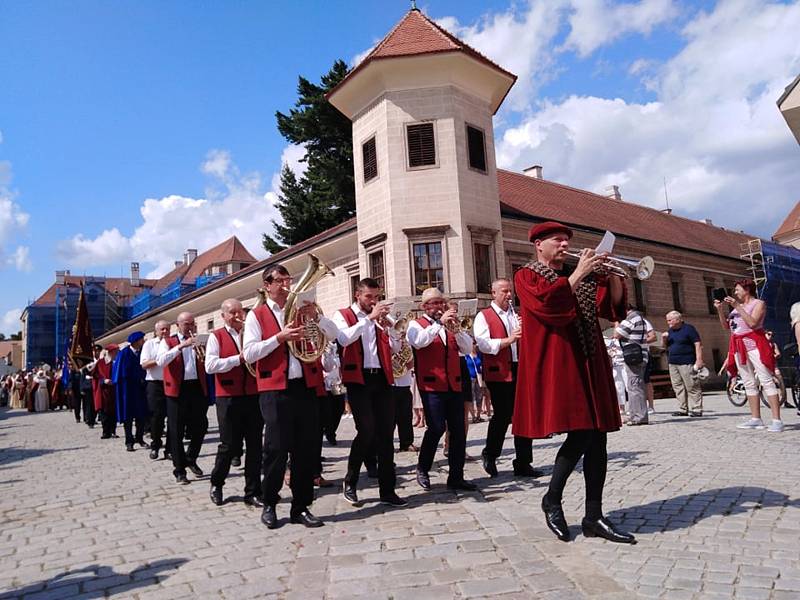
[113,346,148,423]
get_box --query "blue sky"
[2,0,800,335]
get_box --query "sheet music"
[295,288,317,306]
[595,231,616,255]
[457,299,478,317]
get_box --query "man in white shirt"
[156,312,208,485]
[141,320,170,460]
[473,278,540,478]
[407,287,477,493]
[205,299,263,508]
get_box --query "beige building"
[778,74,800,145]
[96,8,759,384]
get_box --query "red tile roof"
[772,200,800,239]
[152,236,257,290]
[33,276,157,306]
[330,9,516,100]
[497,169,754,258]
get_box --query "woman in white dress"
[33,370,50,412]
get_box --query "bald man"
[205,299,263,507]
[157,312,209,485]
[142,320,171,460]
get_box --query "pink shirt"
[729,299,763,351]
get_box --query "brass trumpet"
[563,250,655,280]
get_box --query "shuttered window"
[362,136,377,182]
[466,124,487,172]
[406,122,436,168]
[474,243,492,293]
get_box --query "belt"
[364,368,383,375]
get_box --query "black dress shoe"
[513,463,544,478]
[671,411,688,417]
[379,493,408,507]
[111,433,119,438]
[342,483,362,506]
[210,486,224,506]
[101,433,111,439]
[149,449,159,460]
[187,464,204,477]
[581,516,636,544]
[290,510,324,528]
[243,495,264,508]
[261,505,278,529]
[541,495,570,542]
[126,443,135,452]
[482,451,498,478]
[231,456,242,467]
[689,411,703,417]
[447,480,478,491]
[175,474,190,485]
[416,469,431,491]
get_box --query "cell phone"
[712,287,728,302]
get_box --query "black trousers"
[81,390,96,426]
[484,366,532,466]
[260,380,318,512]
[211,394,263,498]
[147,381,168,452]
[392,386,414,449]
[166,380,208,477]
[101,405,116,437]
[323,392,345,442]
[71,384,82,422]
[546,430,608,518]
[419,390,465,484]
[123,417,145,446]
[345,372,396,496]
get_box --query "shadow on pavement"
[0,558,189,599]
[0,446,87,467]
[607,486,800,534]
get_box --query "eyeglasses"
[270,276,293,284]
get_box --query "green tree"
[262,60,354,253]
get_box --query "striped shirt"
[615,311,653,361]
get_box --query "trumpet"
[563,250,655,280]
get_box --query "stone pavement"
[1,392,799,599]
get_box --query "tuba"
[389,310,415,379]
[284,253,334,363]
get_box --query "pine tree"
[262,60,354,254]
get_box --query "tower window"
[368,249,385,297]
[412,242,444,294]
[466,124,487,172]
[474,243,492,293]
[406,122,436,168]
[362,136,377,182]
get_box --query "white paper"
[295,288,317,306]
[595,231,616,255]
[458,299,478,317]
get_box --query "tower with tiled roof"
[327,7,516,298]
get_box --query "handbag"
[621,341,644,366]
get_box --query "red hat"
[528,221,573,242]
[104,343,119,352]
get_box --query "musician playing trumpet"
[204,299,263,509]
[156,311,209,485]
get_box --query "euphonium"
[390,311,414,379]
[284,253,334,363]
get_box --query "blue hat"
[127,331,145,344]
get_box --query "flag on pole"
[68,285,93,370]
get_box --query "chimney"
[523,165,543,179]
[605,185,622,201]
[130,262,140,287]
[175,260,184,269]
[56,270,67,285]
[186,248,198,265]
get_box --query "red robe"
[92,359,115,413]
[512,268,626,439]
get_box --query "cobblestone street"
[1,392,799,599]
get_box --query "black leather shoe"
[149,449,159,460]
[671,411,688,417]
[581,516,636,544]
[379,493,408,507]
[126,443,135,452]
[187,464,204,478]
[291,510,324,528]
[231,456,242,467]
[261,505,278,529]
[243,495,264,508]
[210,485,224,506]
[482,451,498,478]
[513,463,544,478]
[447,480,478,492]
[689,411,703,417]
[342,483,362,506]
[175,474,190,485]
[416,469,431,491]
[101,433,111,439]
[541,495,570,542]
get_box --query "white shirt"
[205,325,243,375]
[156,333,198,381]
[328,303,401,368]
[473,301,519,362]
[139,337,164,381]
[242,298,303,380]
[406,314,473,355]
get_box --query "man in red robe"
[93,344,119,439]
[513,221,635,544]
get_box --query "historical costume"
[114,332,149,451]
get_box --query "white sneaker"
[767,420,784,433]
[647,408,655,415]
[736,418,765,430]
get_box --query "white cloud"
[564,0,679,57]
[1,308,22,336]
[56,151,279,278]
[0,155,32,272]
[266,144,307,206]
[495,0,800,237]
[8,246,32,272]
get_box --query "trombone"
[563,251,655,280]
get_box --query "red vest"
[413,317,462,393]
[338,307,395,385]
[163,335,208,399]
[480,307,514,383]
[252,305,324,396]
[212,327,258,397]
